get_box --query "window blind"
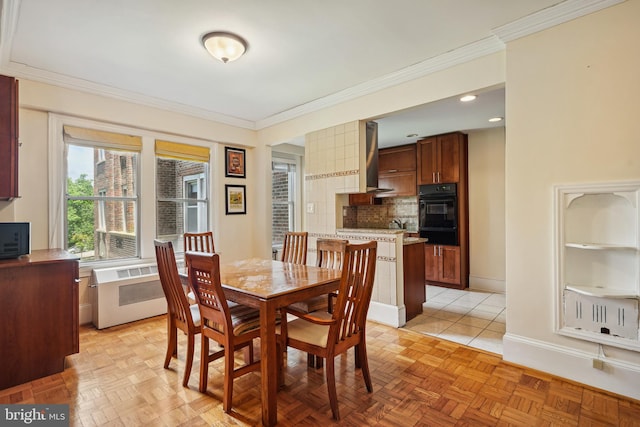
[63,125,142,151]
[155,140,210,162]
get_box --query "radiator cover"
[91,262,172,329]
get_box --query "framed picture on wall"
[225,147,246,178]
[225,184,246,215]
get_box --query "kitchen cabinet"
[0,75,19,200]
[0,249,79,389]
[378,144,417,197]
[555,181,640,351]
[404,240,425,321]
[348,193,381,206]
[425,244,464,289]
[417,132,467,184]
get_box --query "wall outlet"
[592,358,605,370]
[306,203,315,214]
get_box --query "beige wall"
[504,0,640,397]
[468,127,506,292]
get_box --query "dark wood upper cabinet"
[417,132,466,184]
[378,144,417,197]
[0,75,19,200]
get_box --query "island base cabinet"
[425,244,464,289]
[404,242,426,321]
[0,249,79,390]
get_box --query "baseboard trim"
[469,276,505,293]
[79,303,92,325]
[368,301,405,328]
[503,332,640,400]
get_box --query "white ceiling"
[0,0,618,146]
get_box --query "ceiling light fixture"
[488,117,504,122]
[460,95,477,102]
[202,31,248,63]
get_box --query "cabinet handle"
[438,246,442,256]
[388,169,398,173]
[74,279,81,283]
[432,172,436,182]
[433,246,437,256]
[437,171,441,183]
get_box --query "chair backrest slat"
[154,240,194,327]
[316,239,348,270]
[185,251,229,330]
[184,231,215,253]
[330,241,377,343]
[281,231,308,265]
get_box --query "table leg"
[260,300,278,426]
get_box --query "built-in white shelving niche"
[555,181,640,351]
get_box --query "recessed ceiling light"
[406,133,418,138]
[460,95,477,102]
[488,117,503,122]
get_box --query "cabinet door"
[417,137,437,184]
[439,245,461,285]
[0,75,18,200]
[379,144,416,173]
[424,244,439,281]
[378,171,416,197]
[438,133,461,184]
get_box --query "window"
[272,159,296,247]
[52,117,215,267]
[65,143,140,262]
[155,140,210,252]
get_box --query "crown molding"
[0,62,257,129]
[255,36,504,130]
[493,0,625,42]
[0,0,625,133]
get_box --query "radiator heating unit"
[563,288,639,340]
[91,262,177,329]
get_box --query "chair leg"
[307,353,323,368]
[354,345,360,368]
[165,319,177,369]
[199,336,210,393]
[325,356,340,420]
[182,332,195,387]
[222,344,235,413]
[357,340,373,393]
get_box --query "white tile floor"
[403,285,506,354]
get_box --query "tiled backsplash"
[343,196,418,230]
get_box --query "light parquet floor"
[1,315,639,426]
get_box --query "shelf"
[565,285,639,299]
[565,242,637,251]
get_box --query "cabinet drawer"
[348,193,381,206]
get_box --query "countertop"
[337,228,417,235]
[336,228,427,245]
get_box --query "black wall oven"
[418,183,458,245]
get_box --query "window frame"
[49,113,216,272]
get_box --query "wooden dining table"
[218,258,342,426]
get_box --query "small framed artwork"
[225,147,246,178]
[225,184,246,215]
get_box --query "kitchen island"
[332,228,426,326]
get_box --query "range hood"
[364,121,391,193]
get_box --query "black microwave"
[0,222,30,259]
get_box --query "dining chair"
[183,231,215,253]
[288,238,348,368]
[281,231,308,264]
[278,241,377,420]
[184,251,262,413]
[154,240,201,388]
